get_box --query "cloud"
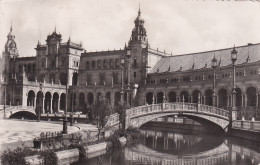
[0,0,260,56]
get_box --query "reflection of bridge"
[125,129,260,165]
[125,143,230,165]
[107,103,230,130]
[0,106,35,118]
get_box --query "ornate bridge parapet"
[0,106,35,118]
[106,103,230,130]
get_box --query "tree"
[94,97,111,140]
[115,102,129,132]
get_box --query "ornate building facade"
[1,8,260,120]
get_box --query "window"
[52,60,55,67]
[98,60,102,68]
[134,72,136,78]
[91,61,96,69]
[116,59,120,68]
[110,59,114,68]
[86,74,92,85]
[104,60,108,68]
[86,61,90,69]
[133,59,137,67]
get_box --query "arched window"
[92,61,96,69]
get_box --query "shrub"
[39,149,58,165]
[1,146,37,165]
[125,127,140,146]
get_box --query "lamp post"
[62,61,69,134]
[211,55,218,107]
[231,46,237,121]
[120,58,125,105]
[3,80,6,119]
[126,48,131,107]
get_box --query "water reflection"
[75,128,260,165]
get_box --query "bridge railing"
[199,104,229,118]
[106,113,119,127]
[127,102,229,119]
[233,120,260,132]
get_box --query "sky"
[0,0,260,57]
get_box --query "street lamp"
[62,60,69,134]
[211,54,218,107]
[2,80,6,119]
[231,46,237,121]
[120,58,125,105]
[126,48,131,107]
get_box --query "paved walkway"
[0,119,97,154]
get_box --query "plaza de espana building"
[1,8,260,120]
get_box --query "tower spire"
[10,21,13,32]
[138,3,141,16]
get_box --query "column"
[190,96,193,103]
[34,96,37,108]
[152,93,155,104]
[50,95,53,113]
[241,94,244,107]
[58,96,60,111]
[227,95,230,107]
[203,96,206,105]
[216,95,219,107]
[256,94,258,107]
[43,95,45,113]
[245,94,247,107]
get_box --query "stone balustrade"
[233,120,260,132]
[106,103,230,127]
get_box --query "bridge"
[0,106,36,119]
[106,102,231,131]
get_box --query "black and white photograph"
[0,0,260,164]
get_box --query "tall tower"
[128,6,149,85]
[1,24,19,82]
[128,6,148,48]
[4,24,19,58]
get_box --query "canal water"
[75,127,260,165]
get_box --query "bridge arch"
[9,111,37,120]
[121,103,230,131]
